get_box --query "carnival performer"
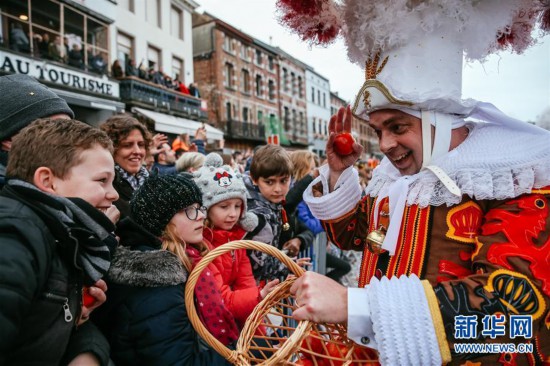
[279,1,550,365]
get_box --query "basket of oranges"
[185,240,379,365]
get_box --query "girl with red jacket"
[193,153,279,328]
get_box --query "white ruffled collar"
[365,122,550,208]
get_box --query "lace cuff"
[303,165,362,220]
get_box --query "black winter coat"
[93,219,229,366]
[0,192,110,366]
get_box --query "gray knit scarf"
[115,164,149,190]
[5,179,117,285]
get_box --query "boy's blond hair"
[176,152,205,172]
[249,145,292,180]
[7,118,113,183]
[290,150,315,181]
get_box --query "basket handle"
[184,240,306,364]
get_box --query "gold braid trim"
[351,79,414,123]
[365,52,389,80]
[421,280,452,365]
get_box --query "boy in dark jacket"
[244,145,312,281]
[0,118,119,365]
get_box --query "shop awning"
[53,88,125,113]
[133,107,224,141]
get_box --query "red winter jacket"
[203,225,260,329]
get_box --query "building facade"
[276,47,308,150]
[113,0,220,146]
[306,67,331,157]
[192,12,277,152]
[0,0,212,143]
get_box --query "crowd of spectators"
[5,24,108,75]
[113,58,201,97]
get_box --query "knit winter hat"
[193,153,258,231]
[0,74,74,141]
[130,173,203,237]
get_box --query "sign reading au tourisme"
[0,51,119,97]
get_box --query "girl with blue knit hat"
[193,153,280,329]
[92,173,237,365]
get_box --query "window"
[240,45,247,60]
[299,112,304,133]
[223,36,233,53]
[119,0,134,12]
[282,68,288,92]
[64,7,84,46]
[146,0,160,28]
[312,117,316,133]
[258,110,263,124]
[147,45,161,70]
[243,107,249,122]
[223,36,229,51]
[311,87,315,102]
[255,75,262,97]
[291,72,296,95]
[225,62,234,88]
[322,92,326,107]
[268,56,274,70]
[256,49,262,65]
[172,57,183,81]
[268,80,275,100]
[8,1,106,70]
[284,107,290,131]
[87,17,108,50]
[226,102,232,121]
[298,76,303,98]
[170,6,183,39]
[117,32,134,66]
[241,69,250,93]
[31,1,57,32]
[317,90,321,105]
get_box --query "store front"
[0,0,122,125]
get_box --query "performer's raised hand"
[326,106,363,190]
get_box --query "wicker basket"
[185,240,379,365]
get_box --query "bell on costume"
[366,226,386,254]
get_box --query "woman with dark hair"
[99,115,152,217]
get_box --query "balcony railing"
[223,120,266,141]
[119,77,207,121]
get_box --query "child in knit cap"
[0,74,74,188]
[193,153,280,329]
[92,174,236,365]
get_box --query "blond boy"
[0,119,119,365]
